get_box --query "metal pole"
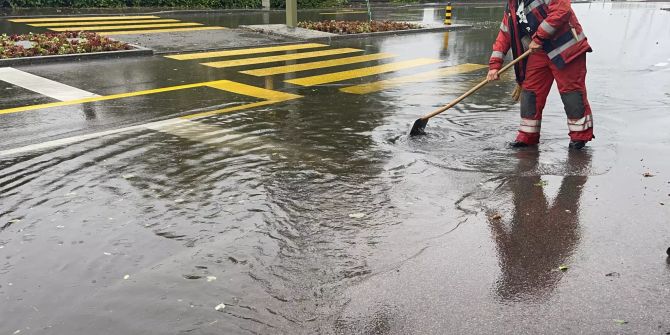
[286,0,298,28]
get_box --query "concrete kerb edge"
[0,43,153,67]
[239,23,472,43]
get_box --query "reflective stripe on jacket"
[489,0,592,83]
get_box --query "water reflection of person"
[489,150,591,301]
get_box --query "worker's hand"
[487,69,500,81]
[529,40,542,53]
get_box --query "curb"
[239,23,472,43]
[0,43,153,67]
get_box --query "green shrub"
[271,0,347,9]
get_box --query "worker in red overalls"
[487,0,594,149]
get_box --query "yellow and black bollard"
[444,2,452,25]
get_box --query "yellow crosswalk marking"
[340,63,488,94]
[50,22,201,31]
[240,53,395,76]
[166,43,329,61]
[285,58,442,87]
[30,19,180,27]
[9,16,160,23]
[99,26,226,36]
[201,48,363,68]
[0,80,299,116]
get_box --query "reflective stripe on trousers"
[567,114,593,132]
[519,119,541,133]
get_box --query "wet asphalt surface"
[1,3,670,334]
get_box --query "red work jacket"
[489,0,592,83]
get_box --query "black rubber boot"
[509,141,530,148]
[569,140,587,150]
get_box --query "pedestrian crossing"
[166,43,487,94]
[8,15,225,35]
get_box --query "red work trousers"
[516,51,594,145]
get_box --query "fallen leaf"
[215,303,226,311]
[489,213,502,221]
[534,180,548,187]
[349,213,366,219]
[558,265,569,272]
[123,274,130,280]
[614,319,628,325]
[206,276,217,282]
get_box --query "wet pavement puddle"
[1,3,670,334]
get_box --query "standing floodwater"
[1,3,670,334]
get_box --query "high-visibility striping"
[165,43,328,61]
[491,50,505,59]
[285,58,442,87]
[0,80,300,116]
[50,22,202,31]
[201,48,363,68]
[240,53,395,76]
[340,63,487,94]
[0,67,100,101]
[9,16,160,23]
[98,26,225,36]
[30,19,181,27]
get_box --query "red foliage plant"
[297,20,421,34]
[0,31,131,59]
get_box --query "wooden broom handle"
[420,49,532,120]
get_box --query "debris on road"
[558,265,569,272]
[122,174,136,179]
[206,276,217,282]
[215,303,226,311]
[643,172,654,177]
[614,319,628,325]
[534,180,548,187]
[605,272,620,278]
[349,213,366,218]
[489,213,503,221]
[123,274,130,280]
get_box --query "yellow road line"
[165,43,328,61]
[201,48,362,68]
[340,63,488,94]
[285,58,442,87]
[206,81,301,102]
[98,26,226,36]
[320,11,369,14]
[9,16,160,23]
[50,22,201,31]
[0,80,298,116]
[240,53,395,76]
[181,100,281,120]
[30,19,181,27]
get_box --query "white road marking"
[0,119,186,157]
[0,67,100,100]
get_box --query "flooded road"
[2,3,670,334]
